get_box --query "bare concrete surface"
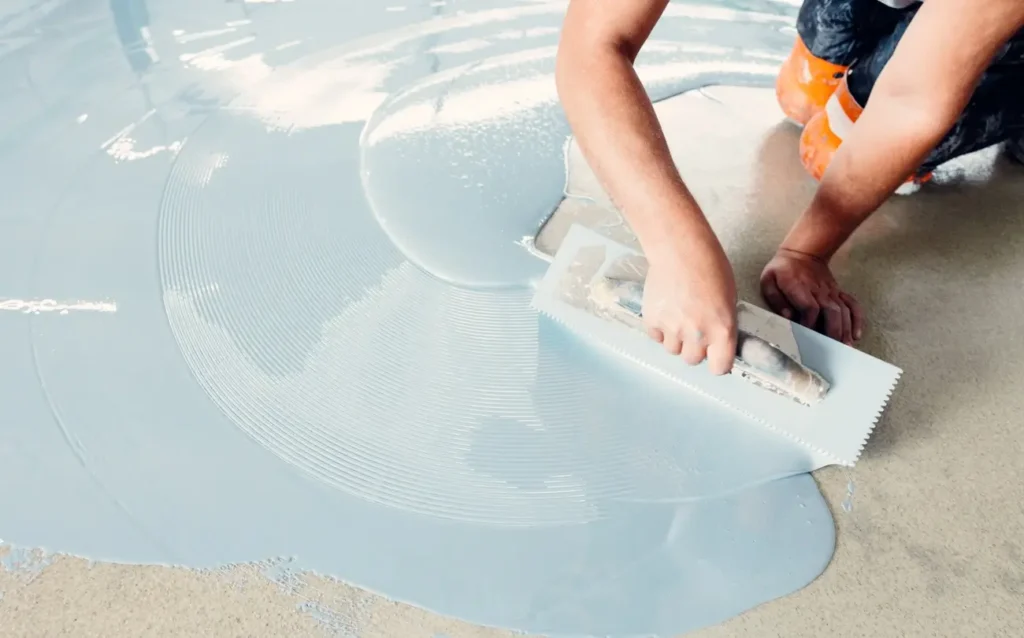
[3,84,1022,638]
[0,552,516,637]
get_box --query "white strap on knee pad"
[875,0,920,8]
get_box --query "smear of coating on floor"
[0,1,846,636]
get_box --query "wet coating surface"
[0,1,841,636]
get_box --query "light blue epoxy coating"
[360,7,793,287]
[0,1,836,637]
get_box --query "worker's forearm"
[555,47,712,261]
[781,100,950,261]
[781,0,1024,261]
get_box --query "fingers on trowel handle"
[735,331,830,404]
[606,277,829,403]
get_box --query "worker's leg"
[1007,134,1024,165]
[799,9,1024,184]
[776,0,903,125]
[796,8,924,183]
[1000,49,1024,165]
[917,70,1024,174]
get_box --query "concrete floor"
[2,1,1023,637]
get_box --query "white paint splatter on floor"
[0,299,117,314]
[842,480,856,513]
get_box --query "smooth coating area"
[0,1,840,636]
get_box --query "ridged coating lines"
[156,115,663,526]
[154,0,804,527]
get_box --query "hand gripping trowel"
[531,224,902,469]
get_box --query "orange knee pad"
[775,36,847,126]
[798,78,860,182]
[797,77,932,186]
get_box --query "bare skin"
[761,0,1024,344]
[557,0,1024,352]
[556,0,738,375]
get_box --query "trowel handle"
[603,277,829,404]
[733,332,829,404]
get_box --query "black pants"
[797,0,1024,171]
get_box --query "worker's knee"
[775,34,847,126]
[780,0,1024,183]
[796,78,857,182]
[796,77,932,186]
[776,0,906,125]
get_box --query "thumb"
[760,270,794,320]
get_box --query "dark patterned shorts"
[797,0,1024,170]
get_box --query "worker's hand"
[760,249,863,345]
[642,231,738,375]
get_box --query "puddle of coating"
[0,1,837,637]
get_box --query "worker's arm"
[781,0,1024,259]
[556,0,707,259]
[556,0,738,374]
[762,0,1024,342]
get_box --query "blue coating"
[0,1,836,637]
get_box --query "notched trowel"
[531,223,903,469]
[590,275,830,407]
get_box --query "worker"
[555,0,1024,375]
